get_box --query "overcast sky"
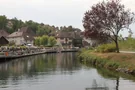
[0,0,135,36]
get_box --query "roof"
[55,31,82,39]
[8,31,23,38]
[56,32,74,38]
[7,27,35,41]
[0,36,9,45]
[19,27,28,32]
[19,27,36,36]
[0,30,9,38]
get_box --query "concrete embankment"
[0,49,78,62]
[78,50,135,75]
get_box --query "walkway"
[120,51,135,53]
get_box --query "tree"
[25,20,38,33]
[40,35,49,46]
[0,15,7,30]
[37,25,51,36]
[83,0,134,53]
[10,17,24,32]
[48,36,57,46]
[34,37,41,46]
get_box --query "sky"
[0,0,135,37]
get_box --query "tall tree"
[25,20,38,33]
[83,0,134,53]
[11,17,24,31]
[0,15,7,30]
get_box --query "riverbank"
[78,49,135,75]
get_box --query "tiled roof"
[0,30,9,38]
[8,32,23,38]
[7,27,35,41]
[55,31,82,39]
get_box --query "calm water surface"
[0,53,135,90]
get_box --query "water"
[0,52,135,90]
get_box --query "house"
[7,27,35,46]
[0,36,9,46]
[0,30,9,45]
[55,31,83,48]
[72,32,83,48]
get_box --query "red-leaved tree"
[83,0,134,53]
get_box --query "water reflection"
[0,53,80,81]
[86,79,109,90]
[0,53,135,90]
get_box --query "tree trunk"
[115,39,119,53]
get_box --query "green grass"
[119,37,135,51]
[78,49,135,75]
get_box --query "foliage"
[10,18,24,32]
[83,0,135,53]
[20,46,27,49]
[119,37,135,51]
[60,26,81,32]
[0,15,7,30]
[0,15,81,37]
[78,50,135,73]
[96,43,116,53]
[36,25,52,36]
[34,36,56,47]
[24,20,38,33]
[48,36,57,46]
[40,35,49,46]
[34,37,41,46]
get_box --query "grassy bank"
[78,49,135,75]
[119,37,135,51]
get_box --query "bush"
[96,43,116,53]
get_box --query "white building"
[7,27,35,46]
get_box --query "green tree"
[40,35,49,46]
[37,25,53,36]
[0,15,7,30]
[48,36,57,46]
[25,20,38,33]
[34,37,41,46]
[11,17,24,31]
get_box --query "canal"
[0,52,135,90]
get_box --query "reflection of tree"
[86,79,109,90]
[116,77,119,90]
[0,52,80,86]
[56,53,80,73]
[95,67,119,90]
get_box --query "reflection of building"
[7,27,35,46]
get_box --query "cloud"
[0,0,135,31]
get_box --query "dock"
[0,49,79,62]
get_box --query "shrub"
[96,43,116,53]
